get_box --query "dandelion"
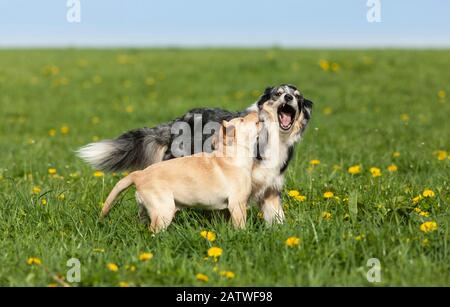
[387,164,398,172]
[47,283,58,287]
[437,90,446,99]
[310,159,320,166]
[60,125,69,135]
[32,186,41,194]
[93,171,104,178]
[370,167,381,177]
[347,165,361,175]
[321,211,332,220]
[288,190,300,197]
[319,59,330,71]
[48,129,56,137]
[285,236,300,247]
[138,252,153,262]
[419,211,430,217]
[219,271,235,279]
[414,207,422,213]
[294,194,307,202]
[125,105,134,113]
[91,116,100,125]
[196,273,209,282]
[125,264,136,272]
[355,234,365,241]
[422,189,435,198]
[257,212,264,219]
[118,281,129,287]
[48,168,57,175]
[107,263,119,272]
[323,191,334,199]
[436,150,447,161]
[400,114,409,122]
[419,221,438,233]
[412,195,422,204]
[207,247,223,258]
[323,107,333,115]
[331,63,340,72]
[41,198,47,205]
[27,257,42,265]
[392,151,401,158]
[200,231,216,242]
[422,238,430,247]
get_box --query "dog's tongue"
[279,112,292,127]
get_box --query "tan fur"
[101,113,260,233]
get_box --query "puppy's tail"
[100,174,135,218]
[77,125,171,172]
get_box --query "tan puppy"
[100,113,261,232]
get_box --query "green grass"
[0,49,449,286]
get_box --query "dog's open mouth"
[277,104,296,131]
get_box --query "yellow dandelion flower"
[207,247,223,258]
[48,129,56,137]
[400,114,409,122]
[27,257,42,265]
[257,212,264,219]
[347,165,361,175]
[422,238,429,247]
[321,211,332,220]
[370,167,381,177]
[412,195,423,204]
[91,116,100,125]
[285,236,300,247]
[93,171,104,177]
[48,168,57,175]
[288,190,300,197]
[323,191,334,199]
[436,150,447,161]
[437,90,446,99]
[420,221,438,233]
[47,283,58,288]
[125,264,136,272]
[118,281,129,287]
[139,252,154,262]
[331,63,340,72]
[200,230,216,242]
[387,164,398,172]
[419,211,430,217]
[57,194,65,201]
[219,271,235,279]
[310,159,320,165]
[107,263,119,272]
[32,186,41,194]
[60,125,69,135]
[41,198,47,205]
[355,234,365,241]
[392,151,401,158]
[323,107,333,115]
[413,207,422,213]
[125,106,134,113]
[319,59,330,71]
[196,273,209,282]
[294,194,307,202]
[422,189,435,198]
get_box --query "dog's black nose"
[284,94,293,102]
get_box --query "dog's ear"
[256,86,273,110]
[301,98,313,121]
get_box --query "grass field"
[0,49,449,286]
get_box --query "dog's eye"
[275,91,282,97]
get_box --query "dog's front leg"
[228,200,247,229]
[259,190,285,225]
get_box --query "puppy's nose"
[284,94,293,102]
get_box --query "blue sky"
[1,0,449,47]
